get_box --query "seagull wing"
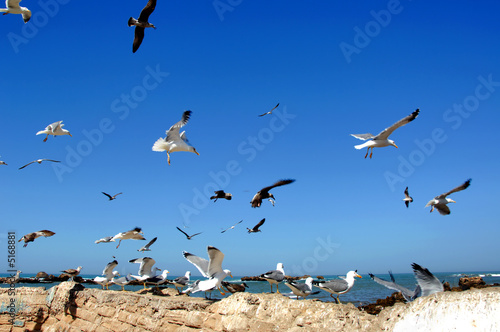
[176,226,190,239]
[166,111,192,142]
[46,121,62,132]
[190,232,202,238]
[207,246,224,277]
[315,279,349,293]
[350,133,375,141]
[103,260,118,276]
[404,187,410,198]
[144,237,157,249]
[259,179,296,195]
[434,203,451,215]
[102,192,113,199]
[35,230,55,238]
[374,109,420,140]
[253,218,265,231]
[18,161,36,169]
[41,159,61,163]
[132,27,145,53]
[411,263,443,297]
[436,179,471,199]
[138,0,156,22]
[112,193,123,199]
[258,103,279,117]
[183,251,210,277]
[369,273,414,299]
[129,257,156,276]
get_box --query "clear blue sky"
[1,0,499,277]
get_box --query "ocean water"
[1,272,499,306]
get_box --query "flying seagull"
[258,103,279,117]
[210,190,232,202]
[176,227,202,240]
[425,178,471,215]
[284,277,319,300]
[95,236,114,244]
[403,187,413,208]
[182,246,233,296]
[129,257,161,288]
[312,270,362,304]
[152,110,200,165]
[128,0,157,53]
[1,0,31,23]
[93,260,119,290]
[351,109,419,159]
[36,121,72,142]
[19,159,60,170]
[0,157,6,165]
[260,263,285,293]
[251,179,296,208]
[61,266,83,281]
[111,227,146,248]
[18,230,55,247]
[138,237,157,252]
[102,192,122,201]
[221,220,243,233]
[172,271,191,293]
[247,218,265,233]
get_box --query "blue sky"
[1,0,499,277]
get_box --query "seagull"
[61,266,83,281]
[0,157,6,165]
[1,0,31,23]
[128,0,157,53]
[258,103,280,117]
[18,230,55,247]
[221,220,243,233]
[36,121,72,142]
[10,270,22,283]
[138,237,157,252]
[102,192,122,201]
[112,273,133,291]
[152,110,200,165]
[260,263,285,293]
[93,260,119,290]
[284,277,319,300]
[95,236,114,244]
[176,227,202,240]
[111,227,146,248]
[351,109,419,159]
[222,281,248,293]
[312,270,362,304]
[425,179,471,215]
[172,271,191,293]
[182,246,233,296]
[369,270,419,302]
[210,190,232,202]
[19,159,60,170]
[183,280,216,299]
[411,263,444,297]
[144,269,170,290]
[251,179,296,208]
[403,187,413,208]
[129,257,161,289]
[247,218,265,233]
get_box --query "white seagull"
[111,227,146,248]
[19,159,60,170]
[284,277,319,300]
[138,237,157,252]
[312,270,362,304]
[152,110,199,165]
[351,109,419,159]
[182,246,233,296]
[172,271,191,293]
[93,260,119,290]
[129,257,161,288]
[36,121,72,142]
[260,263,285,293]
[425,179,471,215]
[1,0,31,23]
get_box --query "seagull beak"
[393,144,398,149]
[195,150,200,156]
[450,199,456,203]
[230,273,233,278]
[355,273,362,278]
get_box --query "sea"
[1,272,499,307]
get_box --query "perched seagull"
[1,0,31,23]
[403,187,413,208]
[251,179,296,208]
[152,110,200,165]
[247,218,265,233]
[425,179,471,215]
[260,263,285,293]
[369,270,419,302]
[176,227,202,240]
[11,270,22,283]
[221,220,243,233]
[138,237,157,252]
[36,121,72,142]
[129,257,161,289]
[111,227,146,248]
[210,190,232,202]
[312,270,362,304]
[183,280,215,299]
[19,159,60,170]
[284,277,319,300]
[61,266,83,281]
[18,230,55,247]
[172,271,191,293]
[145,269,170,290]
[258,103,280,117]
[102,192,123,201]
[93,260,119,290]
[128,0,156,53]
[95,236,114,244]
[182,246,233,296]
[112,273,133,291]
[351,109,419,159]
[222,281,248,293]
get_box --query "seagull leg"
[269,284,274,293]
[167,153,171,165]
[218,287,226,296]
[336,295,341,304]
[369,148,373,159]
[116,240,121,249]
[276,284,281,294]
[364,148,369,158]
[430,206,434,213]
[43,135,48,142]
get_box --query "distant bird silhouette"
[19,159,60,170]
[18,230,55,247]
[210,190,232,202]
[102,192,123,201]
[247,218,265,233]
[251,179,295,207]
[221,220,243,233]
[258,103,279,117]
[128,0,157,53]
[176,227,202,240]
[138,237,157,252]
[425,179,471,215]
[403,187,413,208]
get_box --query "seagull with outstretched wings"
[251,179,295,207]
[128,0,157,53]
[425,179,471,215]
[176,227,202,240]
[247,218,265,233]
[258,103,279,117]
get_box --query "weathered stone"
[459,276,486,290]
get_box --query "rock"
[359,291,407,315]
[459,276,486,290]
[36,271,49,279]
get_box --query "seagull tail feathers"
[128,17,137,27]
[354,142,368,150]
[152,138,168,152]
